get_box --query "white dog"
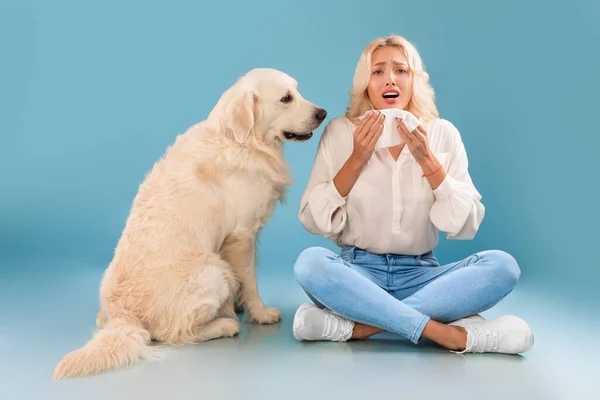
[53,68,327,379]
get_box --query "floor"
[0,257,597,400]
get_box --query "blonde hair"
[345,34,439,124]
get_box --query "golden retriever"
[53,68,327,379]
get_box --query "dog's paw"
[248,307,281,324]
[220,318,241,337]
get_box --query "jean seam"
[386,255,391,288]
[410,314,430,344]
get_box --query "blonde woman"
[292,35,534,354]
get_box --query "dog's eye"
[280,94,292,103]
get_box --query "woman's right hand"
[332,110,385,197]
[350,111,385,167]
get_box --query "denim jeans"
[293,246,521,344]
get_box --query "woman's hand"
[332,111,385,197]
[350,111,385,167]
[396,117,446,188]
[395,117,433,164]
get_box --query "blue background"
[1,0,599,397]
[3,0,598,280]
[3,0,598,289]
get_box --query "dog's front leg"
[221,234,281,324]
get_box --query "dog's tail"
[53,317,160,380]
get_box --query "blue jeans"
[293,246,521,344]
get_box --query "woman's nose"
[385,72,397,85]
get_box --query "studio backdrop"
[1,0,598,298]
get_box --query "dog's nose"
[314,108,327,122]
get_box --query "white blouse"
[298,115,485,256]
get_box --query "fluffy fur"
[53,68,327,379]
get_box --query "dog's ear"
[227,91,260,144]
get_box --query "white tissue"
[359,108,421,150]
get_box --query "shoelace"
[322,313,335,337]
[321,311,351,341]
[471,327,499,352]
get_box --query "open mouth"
[382,91,399,99]
[283,131,313,141]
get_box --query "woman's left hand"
[396,117,441,175]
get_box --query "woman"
[292,35,534,354]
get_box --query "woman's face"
[366,46,413,111]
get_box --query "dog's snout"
[314,108,327,122]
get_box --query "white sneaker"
[450,315,534,354]
[292,303,354,342]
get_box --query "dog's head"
[212,68,327,145]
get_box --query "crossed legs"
[293,247,533,354]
